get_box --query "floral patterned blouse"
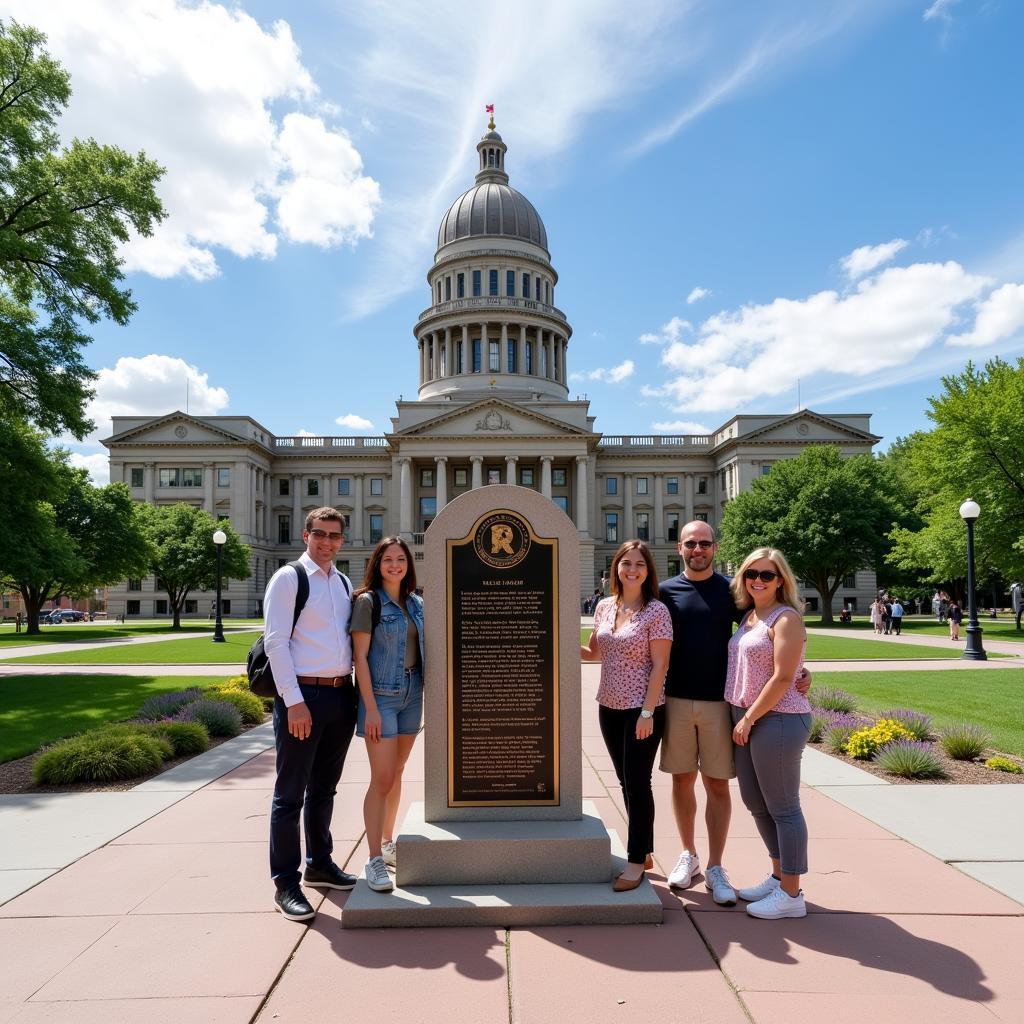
[725,604,810,713]
[592,597,673,710]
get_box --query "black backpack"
[247,562,351,698]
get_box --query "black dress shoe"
[274,885,315,922]
[303,862,358,891]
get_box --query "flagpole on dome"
[486,103,495,130]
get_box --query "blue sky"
[7,0,1023,481]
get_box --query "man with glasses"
[265,507,358,921]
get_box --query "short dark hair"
[357,536,417,599]
[304,507,345,533]
[609,540,659,605]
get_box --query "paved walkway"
[0,627,258,662]
[1,665,1021,1022]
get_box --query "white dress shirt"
[263,551,353,708]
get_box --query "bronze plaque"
[447,509,559,806]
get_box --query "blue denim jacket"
[366,589,425,695]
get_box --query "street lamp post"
[958,499,987,661]
[212,529,227,644]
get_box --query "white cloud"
[335,413,375,430]
[69,452,111,486]
[570,360,635,384]
[639,317,692,345]
[948,283,1024,347]
[686,287,710,305]
[841,239,908,279]
[924,0,959,23]
[11,0,379,279]
[652,419,712,434]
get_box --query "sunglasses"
[681,540,715,550]
[743,569,780,583]
[309,528,344,542]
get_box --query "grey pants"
[731,707,811,875]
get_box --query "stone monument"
[342,485,662,927]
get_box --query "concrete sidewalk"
[0,627,258,662]
[1,666,1022,1022]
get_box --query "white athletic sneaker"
[737,874,781,902]
[381,839,397,869]
[668,851,701,889]
[705,864,737,906]
[365,855,394,893]
[745,886,806,920]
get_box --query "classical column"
[461,324,468,375]
[352,473,365,545]
[536,328,545,377]
[418,338,424,384]
[575,455,589,536]
[203,462,214,513]
[435,456,448,509]
[144,462,155,503]
[500,321,509,370]
[470,455,483,489]
[444,327,452,376]
[654,473,664,543]
[430,332,439,380]
[480,322,489,371]
[540,455,553,498]
[399,458,413,538]
[518,324,527,376]
[623,473,633,538]
[684,473,695,524]
[505,455,518,485]
[291,474,301,541]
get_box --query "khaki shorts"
[659,698,735,779]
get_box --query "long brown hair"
[609,540,659,605]
[355,536,417,599]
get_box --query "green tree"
[718,445,907,623]
[139,504,250,629]
[0,20,165,438]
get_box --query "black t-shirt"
[659,572,742,701]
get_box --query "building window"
[487,468,501,485]
[278,516,290,543]
[217,467,231,487]
[370,478,383,496]
[155,600,168,616]
[552,468,567,487]
[454,468,468,487]
[419,497,436,519]
[336,560,350,575]
[127,578,142,592]
[667,557,680,577]
[217,514,229,522]
[445,276,451,301]
[221,600,231,615]
[520,468,534,486]
[457,273,465,298]
[522,272,530,298]
[186,468,203,487]
[761,464,772,475]
[845,597,858,611]
[695,512,709,522]
[636,477,649,496]
[277,558,288,569]
[605,513,618,544]
[535,276,541,300]
[545,281,550,304]
[489,269,498,296]
[369,514,384,544]
[488,340,500,372]
[472,338,482,372]
[697,477,708,495]
[184,599,198,614]
[666,477,678,495]
[279,478,289,496]
[472,270,481,296]
[606,477,618,496]
[805,596,819,613]
[507,339,516,373]
[420,469,434,487]
[307,479,319,497]
[126,600,140,616]
[525,340,533,374]
[554,495,568,513]
[159,468,202,488]
[843,573,856,588]
[337,478,350,496]
[636,512,649,541]
[436,281,441,303]
[506,270,515,296]
[667,512,680,542]
[130,468,144,488]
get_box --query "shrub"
[206,687,265,725]
[985,756,1023,774]
[33,731,167,785]
[137,688,204,721]
[809,712,829,743]
[874,740,946,779]
[876,708,932,741]
[845,719,914,760]
[173,699,242,737]
[219,674,249,690]
[939,722,989,761]
[826,724,857,754]
[140,721,210,757]
[808,686,858,714]
[94,723,174,760]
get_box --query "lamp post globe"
[958,499,986,661]
[212,529,227,644]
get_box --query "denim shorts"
[357,667,423,739]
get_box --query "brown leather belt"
[295,674,353,688]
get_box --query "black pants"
[598,704,666,864]
[270,682,358,889]
[891,615,902,635]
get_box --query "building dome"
[437,182,548,250]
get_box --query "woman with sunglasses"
[351,537,425,894]
[726,548,811,919]
[581,540,673,891]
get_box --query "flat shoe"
[613,871,645,892]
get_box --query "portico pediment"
[728,411,880,447]
[104,413,247,447]
[392,399,591,441]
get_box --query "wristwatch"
[639,708,654,719]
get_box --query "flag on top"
[485,104,494,113]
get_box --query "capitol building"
[103,121,880,618]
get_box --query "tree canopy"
[0,20,165,438]
[718,445,908,623]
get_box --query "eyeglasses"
[681,540,715,550]
[309,529,344,542]
[743,569,780,583]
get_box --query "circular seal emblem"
[474,511,531,570]
[797,422,810,436]
[174,425,188,438]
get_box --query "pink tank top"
[725,605,810,713]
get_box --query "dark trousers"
[891,615,902,635]
[598,704,665,864]
[270,682,358,890]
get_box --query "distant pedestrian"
[1012,582,1023,631]
[882,599,892,635]
[948,600,963,641]
[890,599,904,636]
[870,599,885,635]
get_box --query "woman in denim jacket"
[351,536,425,893]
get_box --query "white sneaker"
[738,874,781,902]
[381,840,397,869]
[668,851,701,889]
[365,855,393,893]
[705,864,737,906]
[746,886,806,920]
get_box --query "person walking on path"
[351,537,425,895]
[948,600,964,641]
[728,547,811,920]
[582,540,672,892]
[265,507,358,922]
[870,598,884,635]
[890,598,904,636]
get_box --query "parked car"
[44,611,64,624]
[59,610,85,622]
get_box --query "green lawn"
[0,621,259,647]
[807,616,1024,643]
[0,674,234,762]
[814,669,1024,757]
[4,630,259,665]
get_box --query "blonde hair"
[730,547,804,613]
